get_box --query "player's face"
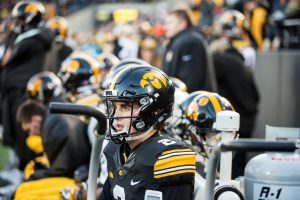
[165,14,184,39]
[112,101,141,133]
[21,115,42,136]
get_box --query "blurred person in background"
[138,36,161,67]
[276,0,300,49]
[44,16,73,73]
[112,24,139,59]
[218,10,256,69]
[209,21,260,177]
[243,0,269,50]
[162,8,217,93]
[14,99,91,199]
[16,100,49,181]
[58,53,101,107]
[0,0,53,170]
[194,0,215,33]
[97,52,120,87]
[26,71,66,106]
[0,18,14,133]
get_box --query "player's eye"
[121,105,131,112]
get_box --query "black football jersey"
[103,134,196,200]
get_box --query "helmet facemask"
[189,124,221,158]
[105,90,149,143]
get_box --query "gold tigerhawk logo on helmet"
[63,60,80,73]
[49,21,60,30]
[140,72,167,90]
[186,101,199,121]
[30,79,42,97]
[25,4,38,13]
[198,97,209,106]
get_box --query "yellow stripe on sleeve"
[154,154,196,171]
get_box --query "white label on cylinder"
[253,183,300,200]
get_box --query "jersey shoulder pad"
[103,141,120,159]
[153,136,196,179]
[137,135,196,180]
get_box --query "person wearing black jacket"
[209,38,260,178]
[0,1,53,169]
[14,100,90,199]
[43,16,73,73]
[16,100,91,180]
[162,8,217,93]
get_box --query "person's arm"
[251,7,267,50]
[177,40,208,92]
[152,142,196,200]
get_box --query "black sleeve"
[177,40,208,93]
[214,53,259,115]
[6,39,32,65]
[98,179,113,200]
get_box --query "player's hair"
[16,100,46,124]
[168,8,194,27]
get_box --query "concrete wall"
[253,51,300,138]
[66,6,95,34]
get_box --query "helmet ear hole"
[133,120,145,131]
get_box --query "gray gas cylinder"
[244,152,300,200]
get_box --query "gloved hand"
[60,182,87,200]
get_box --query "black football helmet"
[220,96,235,111]
[184,92,234,158]
[58,53,101,93]
[219,10,247,39]
[104,65,175,144]
[162,88,189,138]
[11,0,45,32]
[97,52,120,70]
[180,90,210,112]
[100,58,149,90]
[27,71,63,104]
[45,16,69,41]
[185,92,234,135]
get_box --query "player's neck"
[127,130,156,149]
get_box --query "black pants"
[1,87,34,170]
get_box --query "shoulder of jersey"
[103,141,120,158]
[137,135,197,179]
